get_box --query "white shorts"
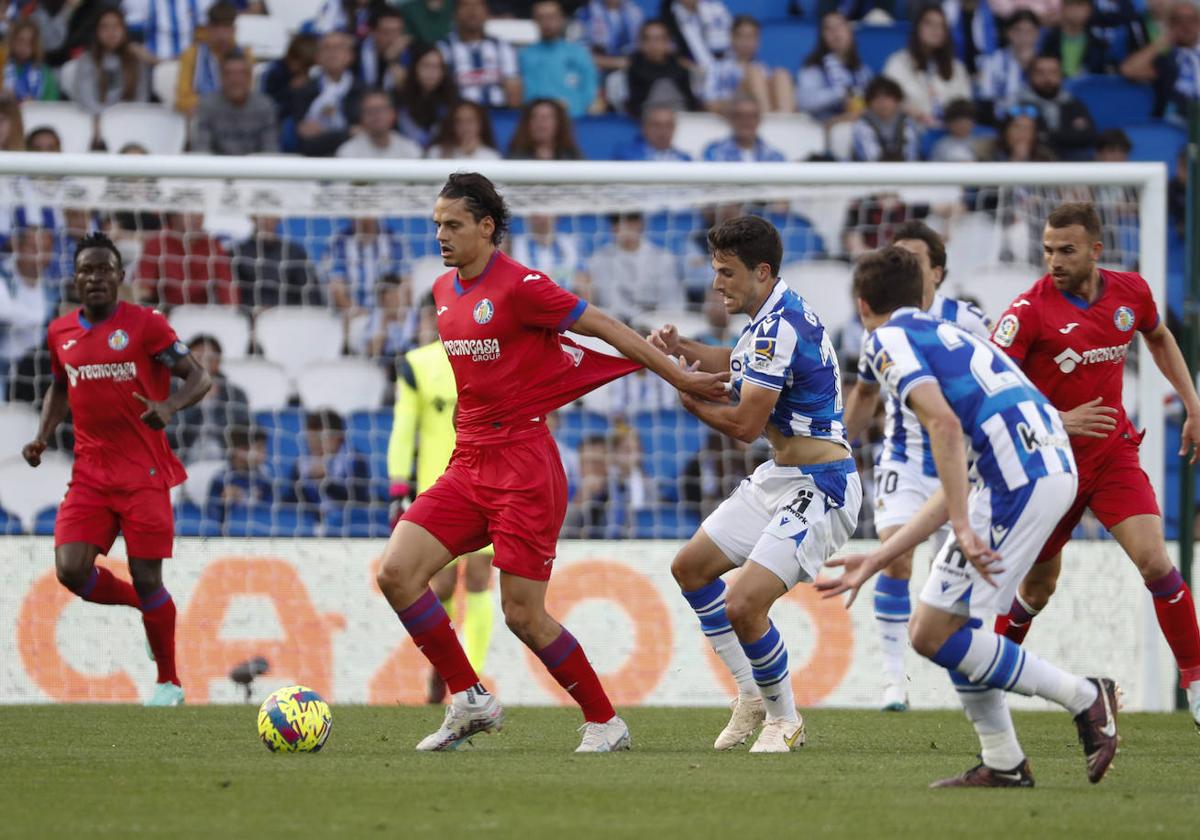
[702,458,862,589]
[919,472,1077,619]
[873,460,942,533]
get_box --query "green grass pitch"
[2,706,1197,839]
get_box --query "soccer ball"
[257,685,332,753]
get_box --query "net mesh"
[0,171,1146,540]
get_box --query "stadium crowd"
[0,0,1193,540]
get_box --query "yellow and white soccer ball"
[257,685,332,753]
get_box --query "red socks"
[73,566,140,608]
[1146,569,1200,687]
[537,628,616,723]
[397,589,479,693]
[139,587,179,686]
[994,597,1036,645]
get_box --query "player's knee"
[54,559,90,593]
[375,557,413,602]
[501,601,537,644]
[1133,548,1173,581]
[128,563,162,596]
[723,591,765,636]
[1020,576,1056,611]
[908,619,943,659]
[670,550,708,592]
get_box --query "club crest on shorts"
[473,298,494,325]
[107,329,129,350]
[1113,306,1135,332]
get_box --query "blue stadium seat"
[348,410,392,485]
[490,108,521,154]
[575,114,639,160]
[1065,75,1154,131]
[633,409,706,504]
[855,23,909,74]
[634,505,700,539]
[0,507,24,535]
[281,216,342,263]
[257,408,305,478]
[726,0,795,20]
[385,217,438,259]
[174,501,204,537]
[759,21,818,72]
[323,504,390,538]
[557,409,610,449]
[1125,122,1187,165]
[33,505,57,536]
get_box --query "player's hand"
[649,324,680,356]
[1060,397,1118,439]
[675,356,731,402]
[814,553,883,607]
[1180,413,1200,465]
[953,526,1004,588]
[22,439,46,467]
[388,481,415,529]
[133,392,174,430]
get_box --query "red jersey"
[990,268,1159,460]
[432,250,639,444]
[48,302,188,490]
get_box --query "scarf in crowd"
[305,72,353,130]
[4,61,46,100]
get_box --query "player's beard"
[1052,264,1092,296]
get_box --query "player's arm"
[1143,319,1200,463]
[648,322,731,374]
[571,305,729,400]
[22,379,69,467]
[842,378,881,443]
[679,379,776,444]
[135,348,212,430]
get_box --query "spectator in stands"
[520,0,599,118]
[1095,126,1133,160]
[695,286,732,345]
[976,9,1043,124]
[192,52,280,155]
[336,89,422,158]
[174,2,252,117]
[74,7,151,117]
[850,76,918,162]
[613,102,691,160]
[134,212,237,306]
[990,0,1061,26]
[793,11,872,124]
[25,124,59,152]
[984,106,1057,161]
[358,6,410,93]
[0,95,25,151]
[575,0,644,73]
[841,192,934,258]
[1121,0,1200,119]
[1017,54,1098,160]
[681,431,757,520]
[401,0,457,47]
[291,31,366,157]
[206,427,274,523]
[507,98,584,160]
[424,99,501,159]
[323,216,407,313]
[881,4,971,126]
[1090,127,1140,264]
[263,33,318,119]
[169,333,252,464]
[510,214,588,291]
[942,0,1000,76]
[27,0,78,62]
[586,211,685,323]
[395,44,460,149]
[135,0,212,61]
[626,19,700,116]
[353,273,418,365]
[661,0,731,73]
[1041,0,1112,77]
[314,0,386,38]
[702,15,786,114]
[231,215,323,308]
[0,226,55,393]
[680,201,740,300]
[2,20,59,103]
[109,142,163,250]
[930,98,981,162]
[702,95,784,161]
[287,409,372,516]
[563,434,611,538]
[438,0,522,108]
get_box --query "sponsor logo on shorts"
[1053,343,1129,373]
[107,330,129,351]
[63,361,138,388]
[1113,306,1136,332]
[473,298,494,325]
[443,337,501,362]
[993,314,1020,348]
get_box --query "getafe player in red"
[375,173,728,752]
[22,232,212,706]
[990,203,1200,725]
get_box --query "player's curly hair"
[440,172,510,246]
[853,246,922,315]
[74,230,123,270]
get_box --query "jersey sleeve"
[513,272,588,332]
[990,296,1041,363]
[743,313,798,392]
[48,329,65,384]
[856,340,877,384]
[141,308,183,361]
[1134,273,1161,333]
[386,356,418,482]
[958,302,993,339]
[866,325,935,404]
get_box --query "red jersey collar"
[453,249,501,297]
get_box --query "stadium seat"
[19,101,92,153]
[779,259,854,334]
[223,358,293,411]
[56,55,82,101]
[0,453,70,532]
[575,114,639,160]
[99,104,186,155]
[1066,75,1154,132]
[296,359,388,415]
[673,111,730,160]
[1125,122,1187,166]
[855,23,910,74]
[489,108,520,154]
[410,255,450,305]
[180,458,226,505]
[151,60,180,110]
[168,305,252,359]
[254,307,344,380]
[963,264,1039,319]
[236,15,288,60]
[0,403,39,448]
[484,18,539,45]
[268,0,324,33]
[827,120,853,160]
[173,500,205,536]
[760,113,825,161]
[725,0,794,21]
[556,408,609,449]
[758,21,817,72]
[33,505,57,535]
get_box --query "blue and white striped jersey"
[861,292,992,478]
[859,308,1074,494]
[438,34,519,109]
[731,279,847,450]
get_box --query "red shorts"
[55,480,175,559]
[1035,431,1160,563]
[402,430,567,581]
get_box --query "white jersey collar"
[750,279,788,324]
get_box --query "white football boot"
[749,715,806,753]
[415,688,505,751]
[714,695,766,750]
[881,683,909,712]
[575,716,632,752]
